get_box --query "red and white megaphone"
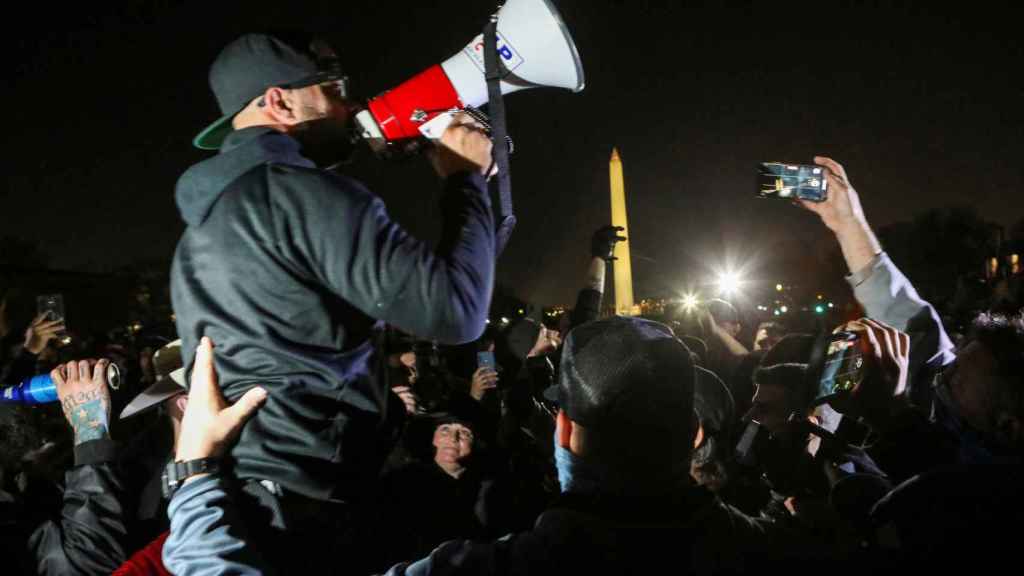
[353,0,584,154]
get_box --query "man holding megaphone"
[169,31,497,569]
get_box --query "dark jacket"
[24,439,129,575]
[385,490,847,576]
[376,461,488,567]
[163,473,855,576]
[568,288,602,330]
[170,127,495,501]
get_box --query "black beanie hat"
[558,317,695,447]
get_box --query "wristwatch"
[161,458,220,498]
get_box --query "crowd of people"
[2,31,1022,575]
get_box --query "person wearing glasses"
[168,32,497,570]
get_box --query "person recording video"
[797,157,1021,468]
[169,31,497,569]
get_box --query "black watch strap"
[162,458,220,498]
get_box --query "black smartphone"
[757,162,828,202]
[816,331,866,401]
[36,294,65,323]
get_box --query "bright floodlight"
[681,293,700,312]
[718,271,742,295]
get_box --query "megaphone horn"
[354,0,584,154]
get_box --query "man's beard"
[292,116,358,170]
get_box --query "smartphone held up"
[808,329,868,408]
[36,294,70,345]
[757,162,828,202]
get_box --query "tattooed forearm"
[61,387,110,445]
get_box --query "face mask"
[293,116,357,169]
[554,434,601,495]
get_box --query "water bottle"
[0,363,121,405]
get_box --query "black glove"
[591,225,627,261]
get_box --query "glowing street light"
[780,306,788,314]
[776,284,784,292]
[717,271,742,295]
[681,293,700,312]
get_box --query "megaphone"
[354,0,584,155]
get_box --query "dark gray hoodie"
[170,126,495,501]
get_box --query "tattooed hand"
[51,359,112,445]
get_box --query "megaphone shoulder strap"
[484,14,516,257]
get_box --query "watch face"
[161,458,220,498]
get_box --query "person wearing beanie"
[690,367,736,492]
[374,413,490,568]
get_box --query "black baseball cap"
[194,32,348,150]
[558,317,695,444]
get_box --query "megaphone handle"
[484,16,514,257]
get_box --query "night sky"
[7,1,1023,307]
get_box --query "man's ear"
[261,86,299,125]
[556,410,573,450]
[174,394,189,415]
[693,422,705,449]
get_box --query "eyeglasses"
[257,75,351,109]
[320,76,350,101]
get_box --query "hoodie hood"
[175,126,314,226]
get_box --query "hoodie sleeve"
[163,475,271,576]
[274,169,495,345]
[846,252,956,409]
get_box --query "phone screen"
[37,294,65,323]
[757,162,828,202]
[818,331,865,399]
[477,351,496,370]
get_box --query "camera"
[735,412,854,497]
[757,162,828,202]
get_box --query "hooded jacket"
[170,127,495,500]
